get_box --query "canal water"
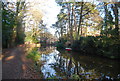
[33,46,120,80]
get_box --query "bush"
[56,35,120,59]
[25,36,39,44]
[55,42,65,49]
[55,37,67,49]
[72,36,97,54]
[26,48,41,62]
[95,36,120,59]
[81,36,96,54]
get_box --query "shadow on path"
[2,45,40,79]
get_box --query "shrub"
[26,48,41,62]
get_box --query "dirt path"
[2,45,41,79]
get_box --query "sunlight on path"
[5,56,14,61]
[2,46,41,79]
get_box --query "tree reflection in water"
[33,46,120,80]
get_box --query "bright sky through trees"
[39,0,61,34]
[4,0,120,35]
[7,0,61,35]
[26,0,61,35]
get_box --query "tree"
[2,1,16,48]
[15,0,27,44]
[55,1,100,40]
[111,3,119,37]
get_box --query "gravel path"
[2,45,41,79]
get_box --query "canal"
[28,46,120,80]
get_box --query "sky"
[26,0,61,35]
[6,0,120,35]
[9,0,61,35]
[39,0,61,35]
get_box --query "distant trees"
[54,1,101,41]
[54,1,119,40]
[24,2,43,44]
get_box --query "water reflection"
[36,46,120,80]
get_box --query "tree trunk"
[70,3,74,42]
[68,3,71,38]
[60,21,63,37]
[112,4,119,37]
[103,2,109,36]
[77,2,84,39]
[15,1,20,45]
